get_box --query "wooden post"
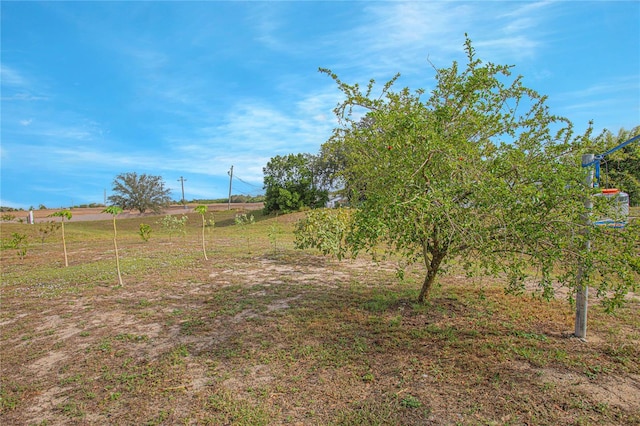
[227,165,234,211]
[178,176,187,209]
[575,154,594,339]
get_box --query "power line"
[232,187,263,197]
[233,175,261,188]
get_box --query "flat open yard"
[1,207,639,425]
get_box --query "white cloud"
[559,76,640,100]
[320,1,557,83]
[0,65,28,87]
[250,4,287,52]
[14,118,105,142]
[0,65,49,102]
[1,93,48,101]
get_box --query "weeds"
[37,221,60,246]
[1,213,16,222]
[0,207,638,425]
[157,214,188,241]
[400,394,422,408]
[8,232,28,260]
[138,223,152,242]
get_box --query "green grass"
[1,207,639,425]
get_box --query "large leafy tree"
[263,153,329,214]
[108,172,172,214]
[298,38,638,307]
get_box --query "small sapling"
[138,223,152,242]
[103,206,124,286]
[49,210,72,266]
[194,205,210,260]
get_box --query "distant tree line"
[191,194,265,204]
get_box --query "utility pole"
[104,189,107,206]
[227,166,234,211]
[575,154,594,340]
[178,176,187,209]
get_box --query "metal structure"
[582,134,639,188]
[575,134,638,339]
[581,134,638,228]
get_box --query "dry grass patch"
[1,209,639,425]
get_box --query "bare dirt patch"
[1,213,639,425]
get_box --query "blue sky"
[1,1,639,209]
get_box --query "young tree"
[263,153,329,214]
[195,205,209,260]
[157,214,188,242]
[300,37,638,308]
[103,206,124,287]
[50,210,72,267]
[38,221,61,247]
[9,232,28,260]
[108,172,171,214]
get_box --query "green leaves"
[263,153,329,214]
[312,36,639,306]
[103,206,123,216]
[138,223,152,242]
[157,215,188,242]
[50,209,72,221]
[9,233,28,260]
[108,172,171,214]
[294,208,353,260]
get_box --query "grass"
[1,206,639,425]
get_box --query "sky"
[1,1,639,210]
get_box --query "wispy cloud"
[558,76,640,101]
[320,1,556,82]
[1,93,49,101]
[0,65,28,87]
[6,114,106,143]
[249,3,287,52]
[1,64,49,101]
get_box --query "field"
[1,206,639,425]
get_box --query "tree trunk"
[61,220,68,267]
[201,216,208,261]
[417,245,447,303]
[113,218,123,287]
